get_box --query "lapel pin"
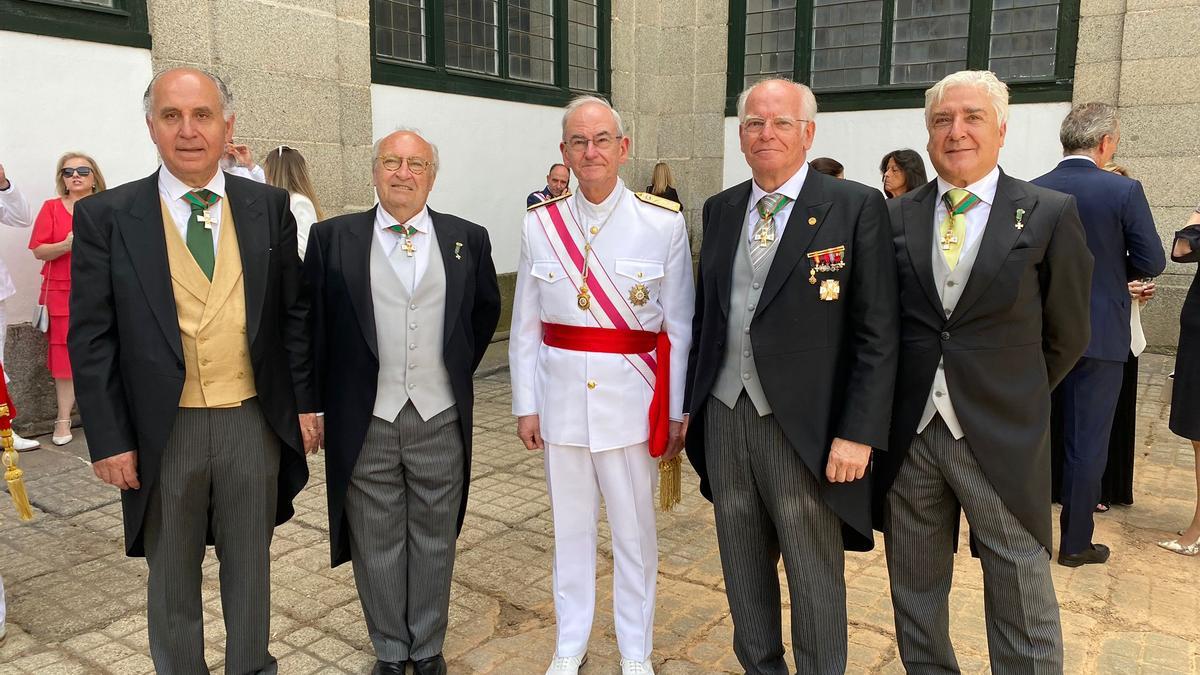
[808,216,817,226]
[1014,208,1026,230]
[454,241,463,259]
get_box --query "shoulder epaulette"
[527,191,571,211]
[634,192,682,212]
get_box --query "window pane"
[890,0,970,85]
[569,0,599,91]
[509,0,556,84]
[743,0,798,89]
[445,0,499,75]
[989,0,1059,80]
[66,0,116,6]
[811,0,882,90]
[375,0,428,64]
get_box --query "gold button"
[587,380,597,389]
[590,226,599,235]
[637,272,644,278]
[549,272,554,279]
[808,217,817,225]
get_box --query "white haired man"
[510,96,694,675]
[873,70,1093,672]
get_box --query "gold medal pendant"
[809,267,818,285]
[628,282,650,307]
[577,285,591,310]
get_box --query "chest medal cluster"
[806,245,846,301]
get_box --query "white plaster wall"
[723,102,1073,191]
[0,31,156,321]
[371,85,567,275]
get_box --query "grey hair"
[373,127,441,175]
[736,78,818,123]
[561,95,626,138]
[1059,102,1119,154]
[924,70,1009,128]
[143,67,235,121]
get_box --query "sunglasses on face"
[61,167,93,178]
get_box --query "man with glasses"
[304,129,500,675]
[510,96,694,675]
[683,79,898,674]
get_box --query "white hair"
[143,67,235,121]
[1059,102,1119,154]
[373,127,441,175]
[561,95,626,138]
[924,70,1010,128]
[736,78,818,123]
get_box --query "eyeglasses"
[742,117,810,135]
[377,155,435,175]
[61,167,93,178]
[564,134,623,153]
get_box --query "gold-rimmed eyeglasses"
[742,116,810,135]
[377,155,436,175]
[564,134,623,153]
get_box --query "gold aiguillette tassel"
[1,428,34,521]
[659,456,681,511]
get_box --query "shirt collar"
[749,162,809,214]
[936,165,1000,207]
[159,165,226,202]
[1062,154,1098,166]
[375,203,431,234]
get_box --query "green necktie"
[182,189,220,280]
[939,188,979,270]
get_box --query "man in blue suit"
[1033,102,1165,566]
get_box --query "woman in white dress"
[262,145,325,259]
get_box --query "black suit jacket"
[69,170,314,557]
[304,206,501,567]
[873,172,1093,552]
[684,169,900,551]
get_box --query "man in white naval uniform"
[510,96,694,675]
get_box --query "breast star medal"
[1014,208,1026,230]
[628,282,650,306]
[819,278,841,301]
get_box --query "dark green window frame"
[371,0,612,108]
[725,0,1079,115]
[0,0,150,49]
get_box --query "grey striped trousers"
[143,398,281,675]
[705,394,846,675]
[884,417,1063,675]
[344,403,464,663]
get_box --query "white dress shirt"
[373,204,433,293]
[290,193,318,260]
[226,163,266,184]
[0,181,33,303]
[159,167,227,253]
[746,162,809,245]
[919,166,1000,439]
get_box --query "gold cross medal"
[755,227,775,249]
[940,230,959,251]
[577,285,591,310]
[197,210,215,230]
[1014,208,1026,230]
[402,237,416,257]
[628,282,650,307]
[819,279,841,301]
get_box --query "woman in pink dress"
[29,152,106,445]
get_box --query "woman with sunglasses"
[28,152,106,445]
[261,145,325,258]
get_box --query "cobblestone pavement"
[1,354,1198,674]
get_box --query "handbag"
[31,282,48,333]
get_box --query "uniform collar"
[936,165,1000,207]
[375,203,431,234]
[159,165,226,202]
[573,177,626,222]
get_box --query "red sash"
[542,323,671,458]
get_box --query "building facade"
[0,0,1195,426]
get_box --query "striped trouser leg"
[210,399,281,675]
[933,422,1063,675]
[884,423,962,675]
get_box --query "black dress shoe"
[412,654,447,675]
[375,660,407,675]
[1057,543,1111,567]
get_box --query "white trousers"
[545,442,658,662]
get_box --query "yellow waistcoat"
[160,198,257,408]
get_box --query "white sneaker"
[620,658,654,675]
[545,653,587,674]
[11,432,39,452]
